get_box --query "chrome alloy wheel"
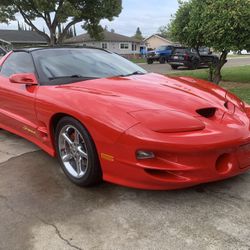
[58,125,88,178]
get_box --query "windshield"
[32,48,147,83]
[173,48,189,54]
[157,46,168,51]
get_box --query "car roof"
[173,46,189,49]
[12,46,108,53]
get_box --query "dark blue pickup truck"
[146,45,175,64]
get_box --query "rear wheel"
[171,65,179,70]
[190,60,199,70]
[147,58,153,64]
[159,57,166,64]
[55,116,102,186]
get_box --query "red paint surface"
[0,54,249,189]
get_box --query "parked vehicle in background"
[146,45,175,64]
[168,47,219,70]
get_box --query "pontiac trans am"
[0,47,249,190]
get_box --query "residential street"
[140,56,250,74]
[0,129,250,250]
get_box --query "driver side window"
[0,52,35,78]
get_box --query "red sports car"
[0,47,250,190]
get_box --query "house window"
[132,43,137,51]
[102,43,108,49]
[120,43,129,49]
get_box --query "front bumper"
[100,112,250,190]
[147,55,160,61]
[102,144,250,190]
[168,60,192,68]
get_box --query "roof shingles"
[0,30,47,44]
[65,30,141,44]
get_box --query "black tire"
[159,57,166,64]
[190,60,199,70]
[171,65,179,70]
[55,116,102,187]
[147,59,153,64]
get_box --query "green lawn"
[130,58,146,64]
[169,65,250,104]
[169,65,250,83]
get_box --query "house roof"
[144,34,173,44]
[65,30,141,44]
[0,30,47,44]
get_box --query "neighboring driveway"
[140,56,250,74]
[0,130,250,250]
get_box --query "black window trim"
[0,51,40,86]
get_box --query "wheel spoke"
[62,154,73,162]
[77,146,88,159]
[76,156,82,176]
[62,133,73,145]
[59,125,89,179]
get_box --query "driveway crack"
[0,195,83,250]
[37,218,83,250]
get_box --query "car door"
[0,51,39,138]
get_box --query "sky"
[0,0,179,38]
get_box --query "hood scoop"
[196,107,217,118]
[129,109,205,133]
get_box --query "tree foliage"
[169,0,250,84]
[0,0,122,45]
[157,25,171,40]
[133,27,143,40]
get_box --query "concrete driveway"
[0,130,250,250]
[140,56,250,74]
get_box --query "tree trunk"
[49,28,57,46]
[208,66,214,82]
[212,50,228,84]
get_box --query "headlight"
[136,150,155,160]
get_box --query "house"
[0,29,47,49]
[144,34,173,50]
[65,30,141,56]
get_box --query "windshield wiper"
[49,75,87,80]
[118,71,145,77]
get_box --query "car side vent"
[196,107,217,118]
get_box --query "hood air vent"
[196,107,216,118]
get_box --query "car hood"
[147,50,156,54]
[59,73,227,116]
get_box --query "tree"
[0,0,122,46]
[169,0,250,84]
[157,25,171,39]
[133,27,143,40]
